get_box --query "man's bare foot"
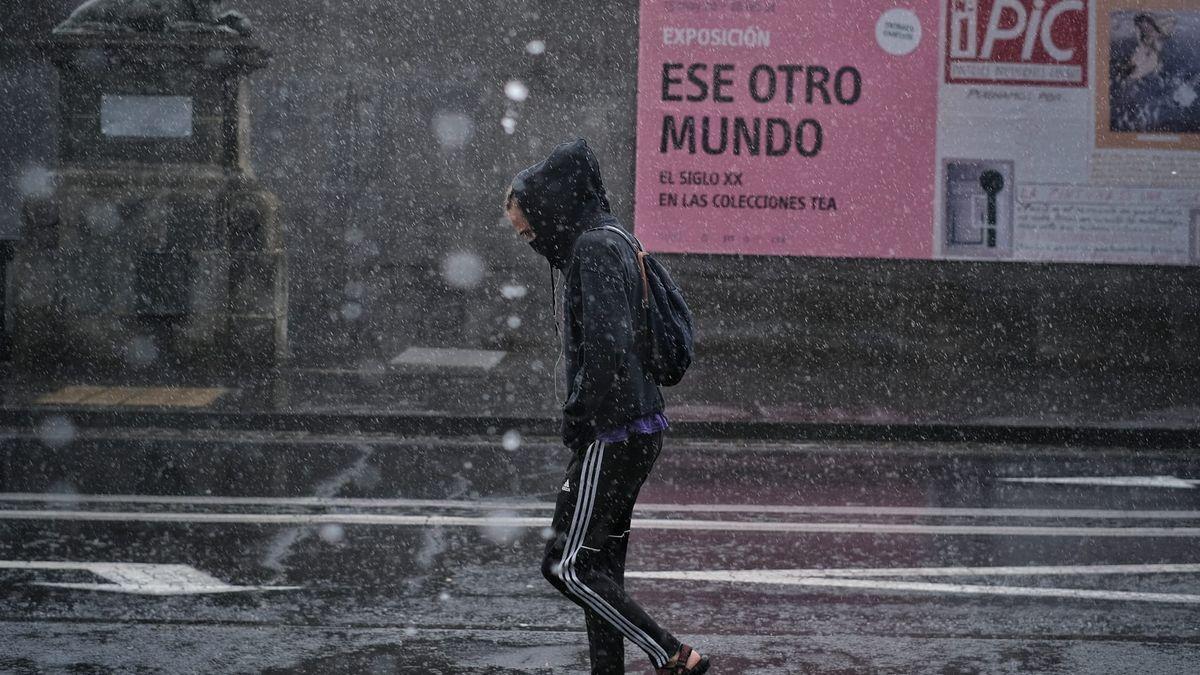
[677,646,702,669]
[660,644,704,672]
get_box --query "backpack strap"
[586,225,650,309]
[585,224,643,250]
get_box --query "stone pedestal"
[11,5,286,376]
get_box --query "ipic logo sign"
[946,0,1089,87]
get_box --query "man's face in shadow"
[508,202,536,243]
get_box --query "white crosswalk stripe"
[0,509,1198,537]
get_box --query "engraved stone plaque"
[100,95,193,138]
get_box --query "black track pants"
[541,432,681,673]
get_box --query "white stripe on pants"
[556,440,670,667]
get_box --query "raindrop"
[540,526,555,540]
[74,49,108,70]
[348,237,380,263]
[126,335,158,368]
[441,251,485,289]
[500,284,528,299]
[17,166,54,198]
[504,80,529,102]
[463,461,473,470]
[341,302,363,321]
[506,315,522,329]
[482,510,521,546]
[319,523,346,544]
[37,415,76,449]
[351,455,384,489]
[525,40,546,55]
[438,591,451,602]
[502,430,522,451]
[83,201,122,236]
[204,49,231,68]
[46,480,80,506]
[501,116,517,135]
[404,626,418,637]
[432,111,475,150]
[1174,83,1197,108]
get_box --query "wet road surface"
[1,429,1198,673]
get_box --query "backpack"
[586,225,695,386]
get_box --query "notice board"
[634,0,1200,265]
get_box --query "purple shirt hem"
[595,412,670,444]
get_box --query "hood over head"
[509,138,612,269]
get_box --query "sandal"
[656,644,710,674]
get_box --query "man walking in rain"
[505,139,709,675]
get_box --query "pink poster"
[634,1,941,258]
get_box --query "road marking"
[1001,476,1199,489]
[390,346,506,371]
[627,563,1200,604]
[1,509,1198,537]
[628,562,1200,580]
[2,493,1198,521]
[35,386,228,408]
[626,573,1200,605]
[0,560,298,596]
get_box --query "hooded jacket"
[510,139,664,450]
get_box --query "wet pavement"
[4,351,1200,436]
[1,429,1199,673]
